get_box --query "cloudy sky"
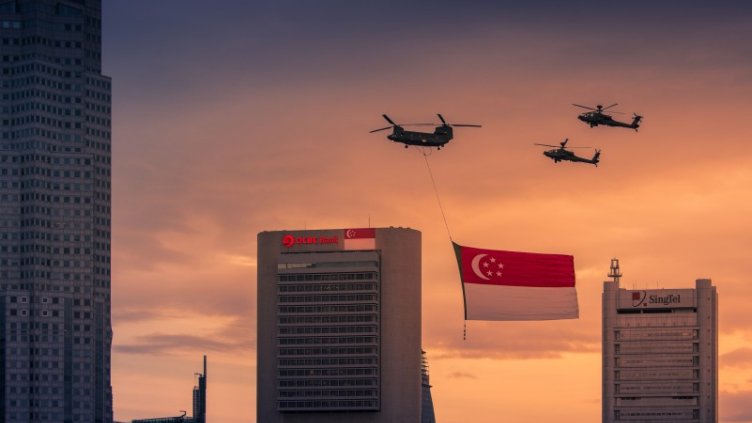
[104,1,752,421]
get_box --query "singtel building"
[602,262,718,423]
[257,228,422,423]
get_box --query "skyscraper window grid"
[1,1,112,422]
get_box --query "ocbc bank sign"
[282,234,339,248]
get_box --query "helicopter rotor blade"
[382,114,396,125]
[450,124,482,128]
[369,126,393,133]
[534,143,561,148]
[602,103,619,111]
[437,114,447,125]
[573,104,596,111]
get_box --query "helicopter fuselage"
[544,148,600,166]
[388,126,454,148]
[578,112,641,130]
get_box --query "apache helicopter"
[370,114,481,149]
[573,103,642,131]
[534,138,601,166]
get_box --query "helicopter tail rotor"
[593,149,601,166]
[631,113,642,130]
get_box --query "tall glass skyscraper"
[0,1,112,422]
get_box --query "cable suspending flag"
[453,242,579,321]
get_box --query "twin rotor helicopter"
[371,103,642,166]
[369,114,481,150]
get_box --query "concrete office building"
[257,228,422,423]
[0,1,112,421]
[602,260,718,422]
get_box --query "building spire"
[608,258,622,283]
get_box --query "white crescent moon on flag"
[471,254,489,280]
[345,229,355,239]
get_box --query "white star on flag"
[478,255,504,279]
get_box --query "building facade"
[0,0,112,421]
[602,260,718,423]
[257,228,422,423]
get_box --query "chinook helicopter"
[535,139,601,166]
[573,103,642,131]
[370,114,481,149]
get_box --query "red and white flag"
[344,228,376,250]
[453,242,578,321]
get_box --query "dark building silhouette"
[131,356,207,423]
[191,356,206,423]
[0,1,112,421]
[421,351,436,423]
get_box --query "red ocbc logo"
[281,234,339,248]
[282,235,295,248]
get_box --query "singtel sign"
[619,289,695,310]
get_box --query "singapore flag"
[344,228,376,250]
[453,242,578,321]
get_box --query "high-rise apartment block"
[257,228,422,423]
[1,1,112,421]
[602,260,718,422]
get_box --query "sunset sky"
[105,1,752,422]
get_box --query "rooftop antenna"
[608,258,622,283]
